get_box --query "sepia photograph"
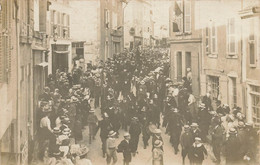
[0,0,260,164]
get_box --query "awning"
[239,6,260,19]
[54,50,70,54]
[37,62,48,67]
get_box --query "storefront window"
[250,85,260,128]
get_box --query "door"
[177,52,182,82]
[185,52,191,75]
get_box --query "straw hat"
[108,130,116,137]
[195,137,202,141]
[89,109,95,113]
[123,132,130,137]
[154,129,162,134]
[191,122,199,127]
[229,128,237,134]
[154,140,163,148]
[53,127,61,134]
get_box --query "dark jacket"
[188,143,207,163]
[117,140,132,162]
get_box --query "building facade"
[239,0,260,127]
[199,0,244,110]
[0,0,47,164]
[70,0,100,66]
[169,0,260,128]
[169,0,202,98]
[124,0,154,50]
[48,0,72,74]
[100,0,124,61]
[0,0,19,164]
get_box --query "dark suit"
[118,139,132,165]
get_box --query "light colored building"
[169,0,244,108]
[0,0,19,164]
[69,0,100,65]
[198,0,244,111]
[100,0,124,61]
[124,0,154,49]
[48,0,72,74]
[169,0,260,127]
[169,0,202,98]
[239,0,260,127]
[0,0,48,164]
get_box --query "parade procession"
[1,0,260,165]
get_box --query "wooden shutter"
[184,0,191,33]
[249,19,256,65]
[175,0,183,35]
[211,22,217,54]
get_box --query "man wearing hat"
[243,122,258,164]
[180,125,193,165]
[167,108,183,154]
[190,122,201,142]
[152,140,164,165]
[74,145,92,165]
[211,120,225,164]
[152,129,164,152]
[96,112,113,158]
[87,109,98,144]
[106,130,118,165]
[38,107,53,159]
[117,132,132,165]
[197,104,211,142]
[48,127,62,157]
[224,128,241,164]
[129,117,142,156]
[188,137,208,165]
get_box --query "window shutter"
[0,3,4,82]
[211,22,217,54]
[249,19,255,65]
[184,0,191,33]
[205,27,210,54]
[67,15,70,38]
[175,0,183,35]
[227,18,236,55]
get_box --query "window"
[230,77,237,108]
[184,0,191,33]
[211,22,217,54]
[50,10,55,36]
[250,85,260,128]
[112,12,117,30]
[175,0,183,35]
[57,11,61,37]
[207,76,219,101]
[227,18,236,55]
[67,15,70,38]
[205,27,210,54]
[105,41,109,59]
[249,19,256,66]
[104,9,110,28]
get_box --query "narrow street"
[81,102,214,165]
[1,0,260,165]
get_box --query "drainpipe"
[15,0,21,164]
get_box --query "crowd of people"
[35,47,259,165]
